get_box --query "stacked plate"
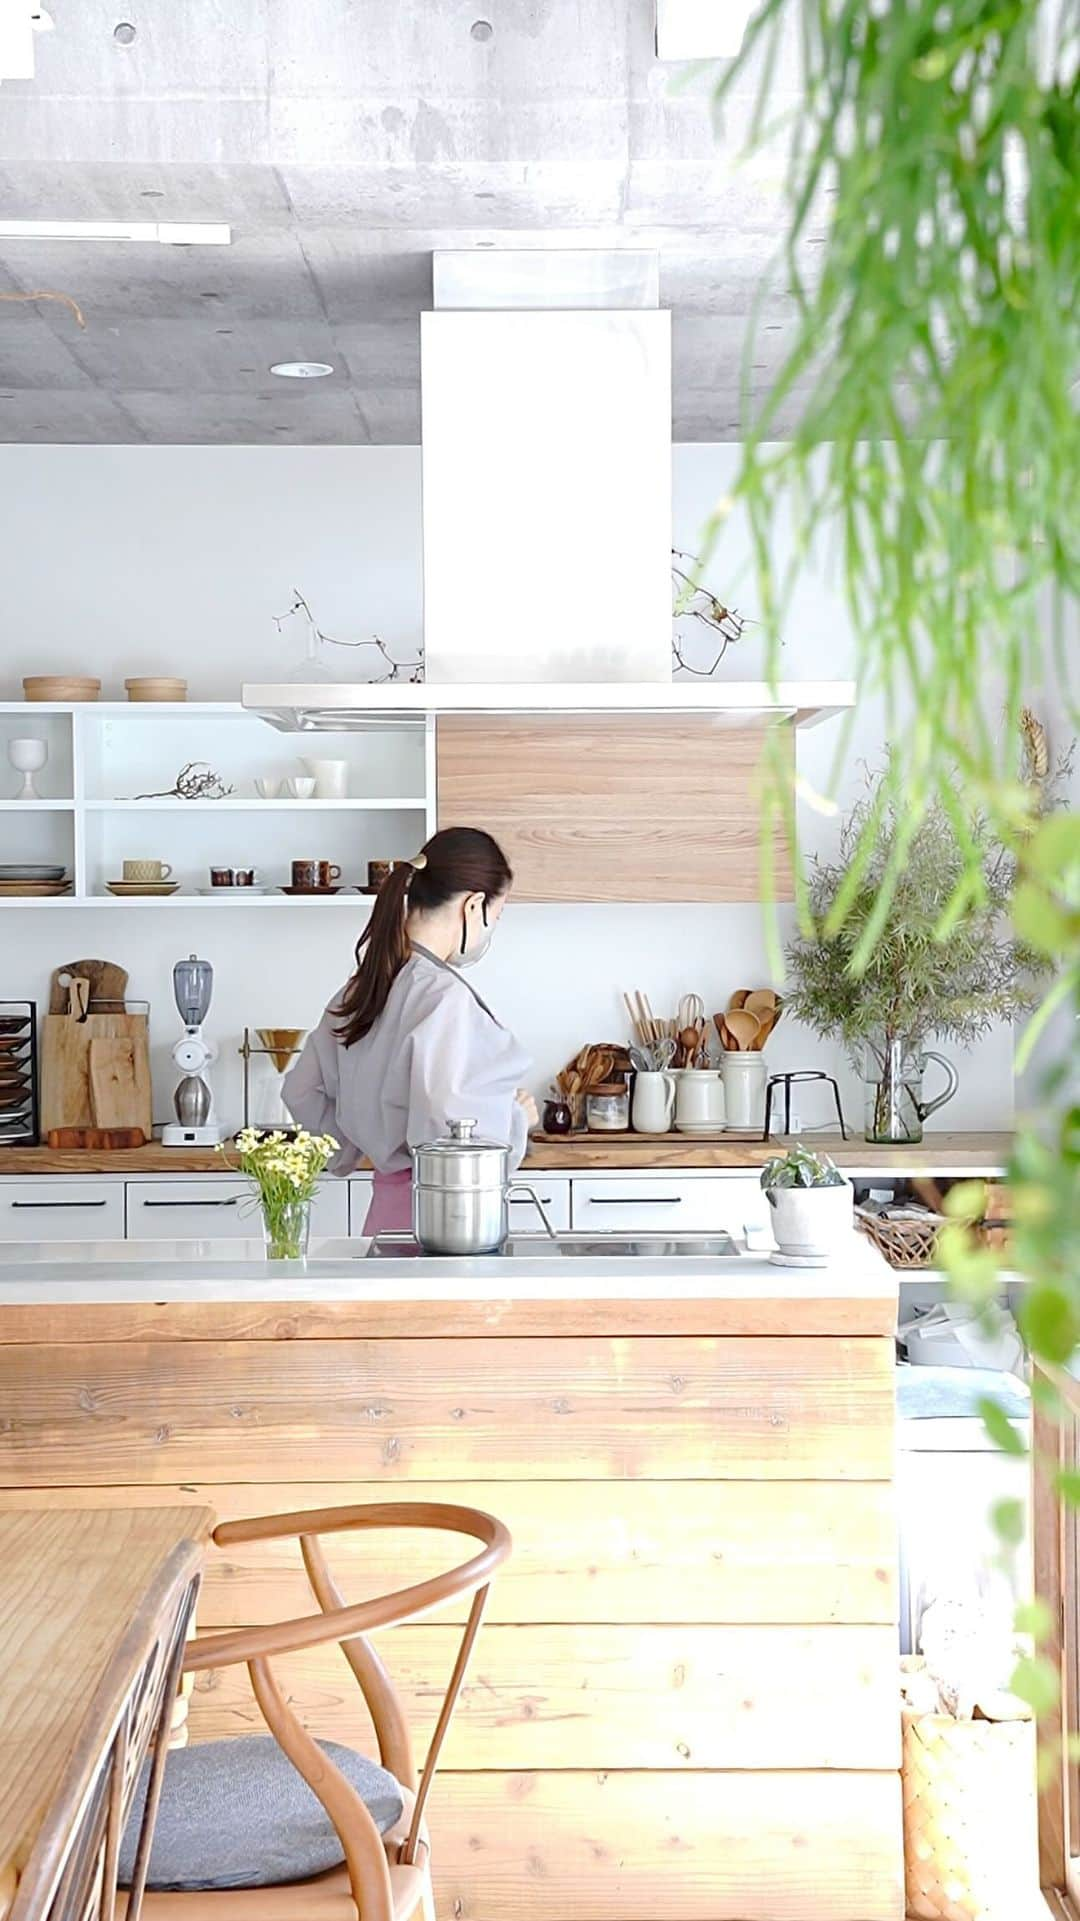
[0,864,72,897]
[105,880,179,897]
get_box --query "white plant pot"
[765,1182,853,1257]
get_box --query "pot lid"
[416,1117,509,1155]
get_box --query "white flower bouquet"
[222,1127,339,1260]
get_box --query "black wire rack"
[0,1001,38,1147]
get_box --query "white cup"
[675,1070,725,1131]
[631,1070,677,1134]
[302,758,349,800]
[254,777,279,799]
[283,776,317,799]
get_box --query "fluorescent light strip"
[0,220,232,245]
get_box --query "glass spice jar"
[586,1081,630,1132]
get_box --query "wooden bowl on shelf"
[124,677,188,702]
[23,675,101,702]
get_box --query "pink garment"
[363,1167,414,1236]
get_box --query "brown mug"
[209,866,234,887]
[234,868,257,886]
[367,860,392,890]
[292,859,342,891]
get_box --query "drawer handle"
[10,1199,108,1209]
[586,1196,682,1206]
[140,1197,241,1209]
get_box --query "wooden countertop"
[0,1505,213,1913]
[0,1131,1012,1176]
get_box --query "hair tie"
[409,852,428,872]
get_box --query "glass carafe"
[863,1033,959,1144]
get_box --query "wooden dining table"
[0,1505,214,1919]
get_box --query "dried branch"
[132,762,235,801]
[671,548,750,676]
[274,589,424,684]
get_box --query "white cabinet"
[509,1176,570,1234]
[0,1179,125,1240]
[570,1174,766,1236]
[127,1178,349,1240]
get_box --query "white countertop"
[0,1233,893,1306]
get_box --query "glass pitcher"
[862,1033,959,1144]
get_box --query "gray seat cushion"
[118,1736,404,1892]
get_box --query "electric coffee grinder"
[161,954,225,1147]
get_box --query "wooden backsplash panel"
[436,716,795,902]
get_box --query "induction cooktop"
[366,1231,741,1259]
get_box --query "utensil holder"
[0,1001,39,1146]
[720,1051,766,1130]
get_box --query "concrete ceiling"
[0,2,814,445]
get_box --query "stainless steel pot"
[411,1118,554,1254]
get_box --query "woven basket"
[858,1186,1013,1271]
[902,1709,1038,1920]
[859,1212,945,1269]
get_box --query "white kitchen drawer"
[0,1179,125,1240]
[126,1178,348,1240]
[509,1175,570,1234]
[571,1175,766,1236]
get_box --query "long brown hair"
[334,826,513,1047]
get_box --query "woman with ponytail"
[284,826,537,1235]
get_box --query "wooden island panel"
[0,1284,902,1921]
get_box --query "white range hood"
[245,679,855,731]
[244,261,854,734]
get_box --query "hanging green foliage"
[708,0,1079,1723]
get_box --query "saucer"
[279,885,343,896]
[106,881,180,896]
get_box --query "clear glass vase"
[862,1033,959,1144]
[261,1193,311,1261]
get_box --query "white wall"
[0,444,1015,1135]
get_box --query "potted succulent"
[760,1146,853,1259]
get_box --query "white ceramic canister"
[631,1070,677,1134]
[674,1070,725,1131]
[720,1051,767,1130]
[302,758,349,799]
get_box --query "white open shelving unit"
[0,702,436,907]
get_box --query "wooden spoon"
[728,989,750,1011]
[744,988,778,1017]
[723,1008,762,1051]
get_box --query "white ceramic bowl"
[283,776,316,799]
[254,778,280,799]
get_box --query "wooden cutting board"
[88,1037,148,1132]
[48,959,129,1014]
[41,972,151,1137]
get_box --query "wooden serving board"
[41,970,151,1138]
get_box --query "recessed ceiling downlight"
[270,361,334,379]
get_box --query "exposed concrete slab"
[0,1,809,444]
